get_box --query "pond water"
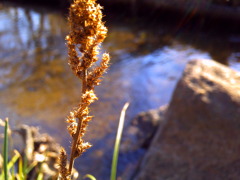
[0,2,240,179]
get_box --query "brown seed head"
[67,0,108,74]
[59,148,70,180]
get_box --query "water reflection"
[0,5,68,89]
[0,3,240,178]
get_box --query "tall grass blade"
[37,163,43,180]
[83,174,96,180]
[37,172,43,180]
[3,118,9,180]
[8,150,21,179]
[7,150,20,171]
[25,161,37,174]
[110,102,129,180]
[22,155,28,177]
[18,156,24,180]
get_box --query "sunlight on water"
[0,3,239,178]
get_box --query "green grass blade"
[10,169,15,180]
[37,172,43,180]
[7,150,20,171]
[18,156,24,180]
[110,102,129,180]
[83,174,96,180]
[8,150,21,180]
[22,155,28,177]
[36,163,43,180]
[25,161,37,174]
[0,170,4,179]
[3,118,9,180]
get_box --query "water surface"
[0,3,240,179]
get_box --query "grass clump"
[0,119,38,180]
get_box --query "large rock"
[121,105,167,152]
[135,59,240,180]
[116,105,167,180]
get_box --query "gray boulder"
[121,105,167,152]
[135,59,240,180]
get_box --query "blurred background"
[0,0,240,179]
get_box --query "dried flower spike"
[59,0,110,177]
[59,148,70,180]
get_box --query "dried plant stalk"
[59,0,110,178]
[59,148,70,180]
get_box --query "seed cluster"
[59,0,110,178]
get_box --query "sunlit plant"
[59,0,110,179]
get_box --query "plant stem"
[69,69,88,175]
[68,117,83,174]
